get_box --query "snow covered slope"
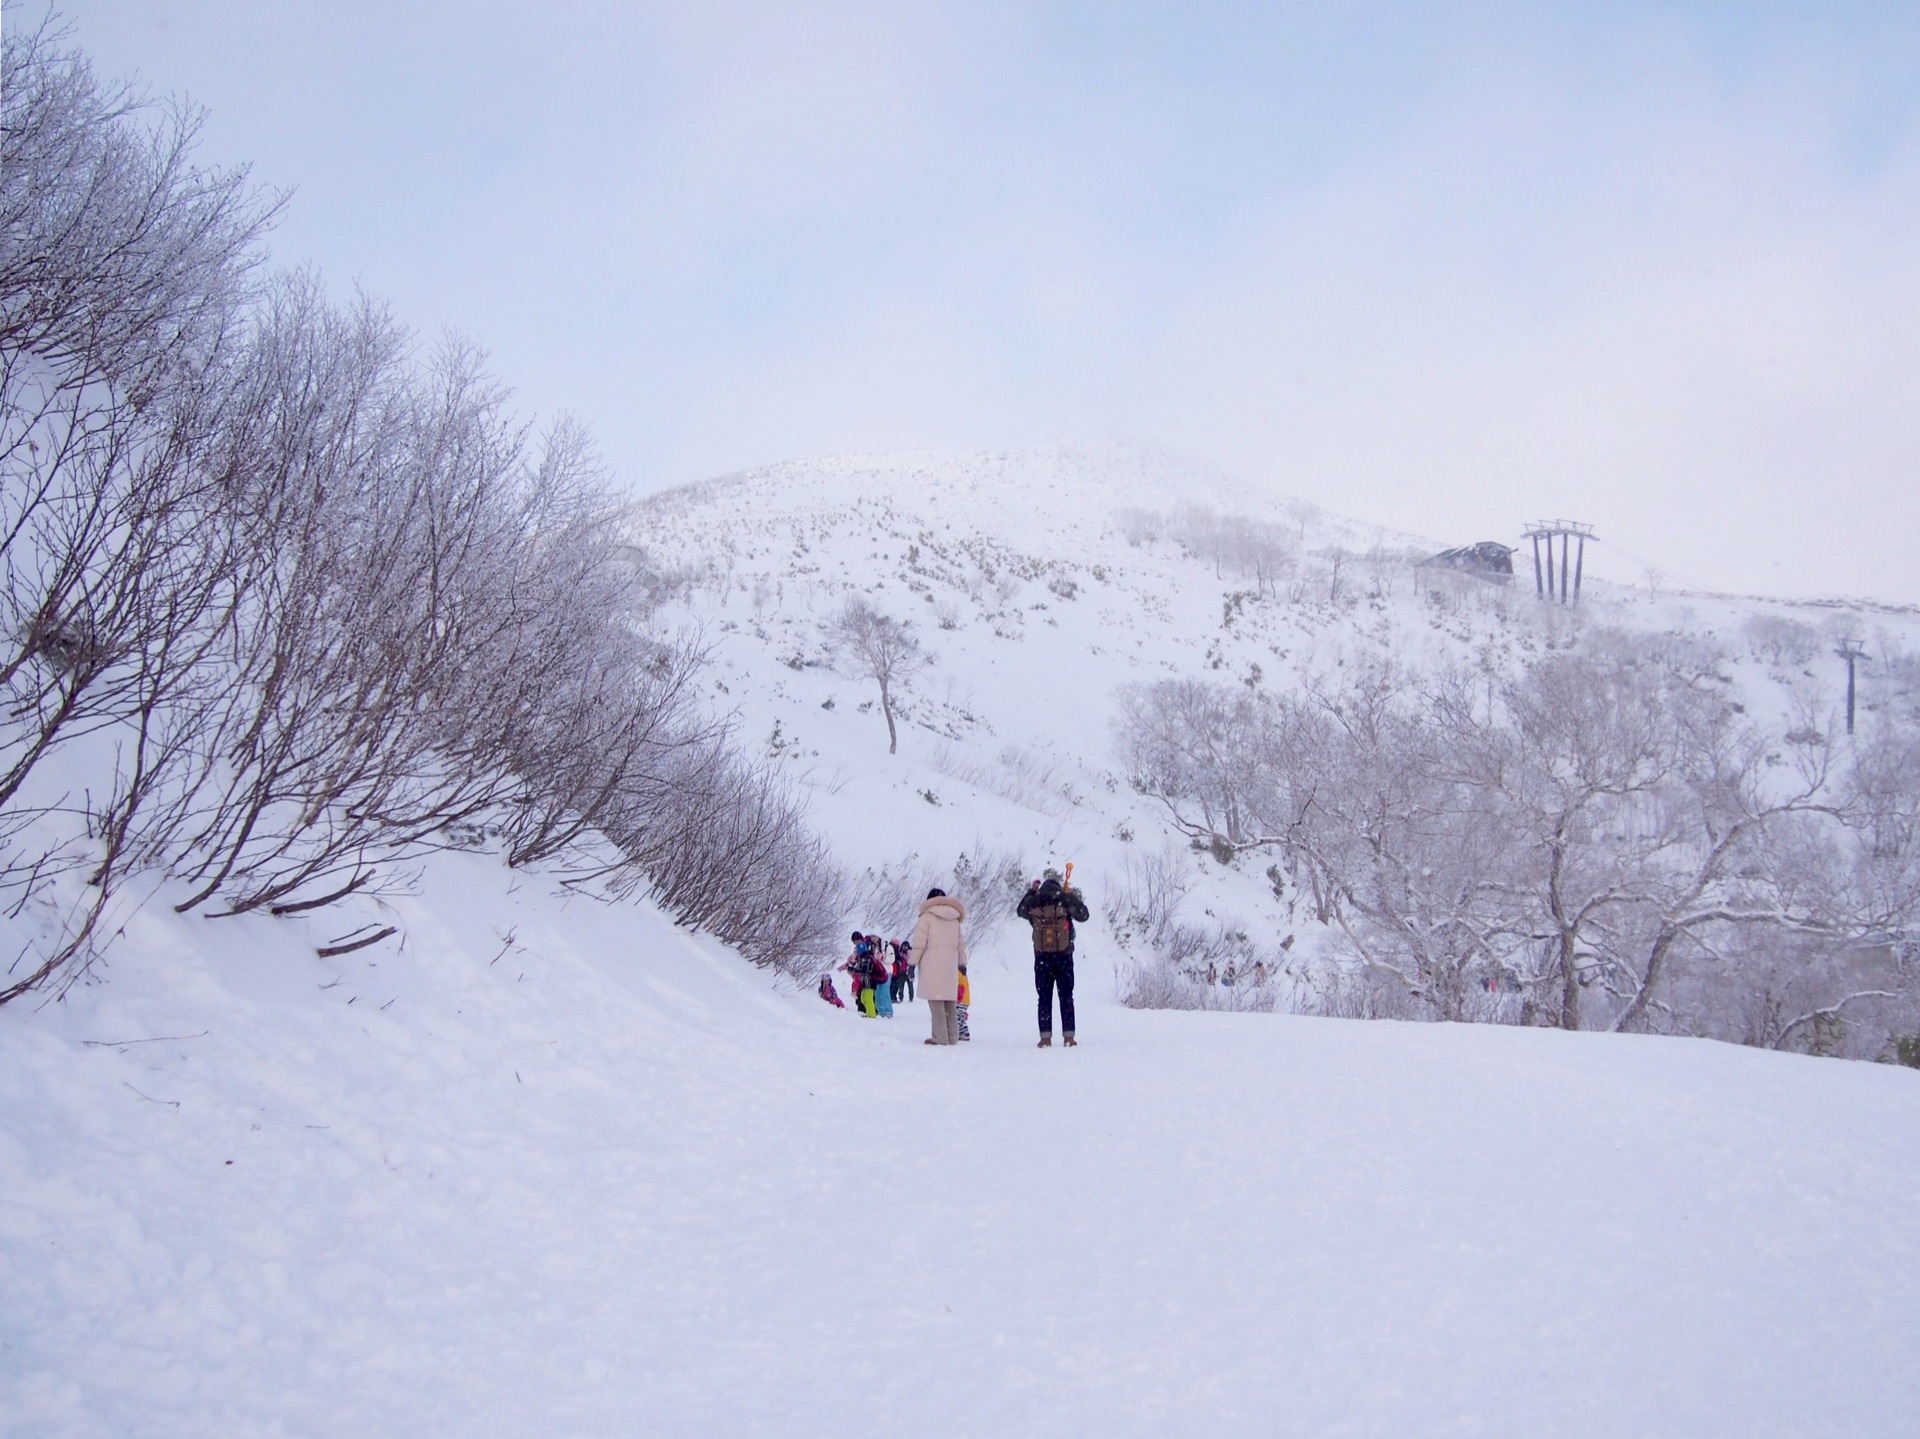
[7,440,1920,1436]
[5,845,1919,1436]
[630,439,1920,998]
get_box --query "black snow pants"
[1035,951,1075,1036]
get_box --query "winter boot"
[1037,1034,1052,1048]
[1063,1033,1077,1047]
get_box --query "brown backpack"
[1030,902,1072,952]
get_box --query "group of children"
[819,930,969,1040]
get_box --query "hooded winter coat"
[909,895,969,1003]
[1017,880,1090,955]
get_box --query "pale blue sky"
[48,1,1920,600]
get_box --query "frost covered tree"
[1115,679,1277,855]
[0,22,279,998]
[1118,632,1920,1053]
[0,25,847,1001]
[834,597,926,755]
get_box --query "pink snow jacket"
[908,896,969,1004]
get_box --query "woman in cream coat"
[910,889,969,1045]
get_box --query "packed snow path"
[5,867,1918,1437]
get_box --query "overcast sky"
[47,1,1920,602]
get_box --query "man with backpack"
[1017,868,1090,1048]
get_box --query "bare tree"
[1116,632,1920,1049]
[0,24,277,999]
[0,25,855,1000]
[1120,664,1525,1018]
[834,597,927,755]
[1461,642,1686,1029]
[1602,693,1839,1033]
[1116,679,1274,853]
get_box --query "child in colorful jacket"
[893,939,915,1001]
[956,963,971,1041]
[871,943,895,1018]
[817,972,845,1008]
[843,934,880,1016]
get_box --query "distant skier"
[817,972,846,1008]
[910,889,969,1046]
[1018,868,1089,1048]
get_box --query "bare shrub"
[0,24,279,998]
[1102,845,1189,945]
[1105,846,1287,1011]
[168,322,560,916]
[1118,957,1281,1013]
[0,27,849,998]
[602,736,846,974]
[1116,959,1211,1011]
[1115,505,1296,597]
[1743,614,1820,668]
[1298,968,1421,1021]
[854,843,1027,948]
[924,741,1069,815]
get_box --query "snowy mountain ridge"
[630,441,1920,1019]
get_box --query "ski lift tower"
[1835,638,1867,735]
[1523,521,1597,605]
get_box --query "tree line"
[1119,630,1920,1060]
[0,26,840,1002]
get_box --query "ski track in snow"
[6,442,1920,1435]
